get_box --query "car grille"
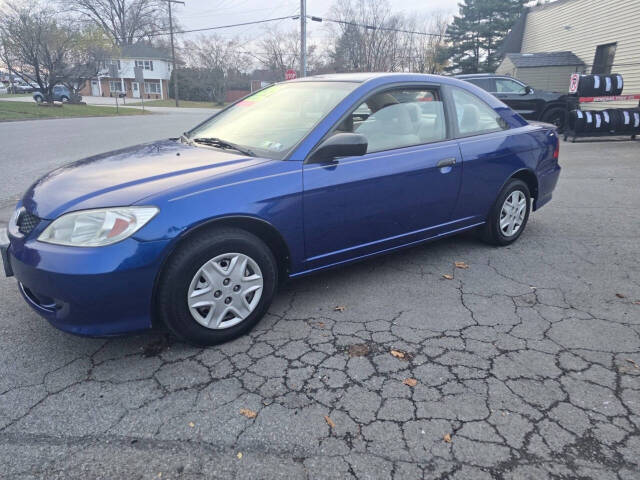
[17,210,41,236]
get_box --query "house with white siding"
[80,44,172,100]
[499,0,640,106]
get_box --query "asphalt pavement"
[0,119,639,479]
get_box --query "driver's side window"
[333,87,447,153]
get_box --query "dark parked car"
[1,73,561,345]
[33,85,74,103]
[456,74,576,131]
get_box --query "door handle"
[437,157,457,168]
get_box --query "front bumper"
[5,234,171,336]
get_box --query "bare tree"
[327,0,449,74]
[0,1,95,101]
[256,28,324,79]
[60,0,170,46]
[182,34,251,104]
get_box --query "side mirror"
[524,86,534,95]
[308,133,368,164]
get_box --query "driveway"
[0,137,639,479]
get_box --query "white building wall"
[521,0,640,107]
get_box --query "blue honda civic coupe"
[1,73,560,345]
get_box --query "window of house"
[109,80,123,92]
[450,86,508,136]
[136,60,154,71]
[101,60,121,70]
[495,78,526,94]
[144,80,161,94]
[337,87,447,153]
[592,43,617,74]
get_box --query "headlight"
[38,206,158,247]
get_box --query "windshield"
[188,81,358,160]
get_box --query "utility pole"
[300,0,307,77]
[164,0,184,107]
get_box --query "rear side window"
[335,87,447,153]
[450,86,508,137]
[466,78,494,92]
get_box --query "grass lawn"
[0,100,149,121]
[127,99,225,108]
[0,93,31,98]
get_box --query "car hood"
[22,139,270,219]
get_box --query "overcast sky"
[172,0,461,41]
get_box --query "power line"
[145,15,299,37]
[305,15,445,37]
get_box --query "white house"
[81,44,173,100]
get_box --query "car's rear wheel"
[60,96,69,103]
[156,227,278,345]
[542,108,566,132]
[34,95,43,104]
[481,179,531,246]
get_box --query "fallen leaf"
[454,261,469,269]
[626,359,640,369]
[390,349,406,359]
[188,422,195,428]
[616,293,625,298]
[348,343,370,357]
[442,274,454,280]
[324,415,336,429]
[240,408,257,419]
[443,433,452,443]
[236,452,243,459]
[403,378,418,387]
[334,305,346,312]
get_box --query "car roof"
[292,72,461,85]
[455,73,516,79]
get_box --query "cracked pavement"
[1,136,639,479]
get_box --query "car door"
[492,78,537,119]
[302,85,463,270]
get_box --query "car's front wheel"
[156,227,278,345]
[481,179,531,246]
[60,96,69,103]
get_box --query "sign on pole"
[134,66,144,84]
[134,66,145,111]
[285,69,297,81]
[569,73,580,94]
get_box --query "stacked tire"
[569,108,640,134]
[575,74,623,97]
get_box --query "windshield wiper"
[192,137,255,156]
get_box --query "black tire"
[156,227,278,346]
[60,96,69,103]
[541,107,567,132]
[34,95,43,104]
[481,179,531,246]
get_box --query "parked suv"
[33,85,74,103]
[456,74,576,131]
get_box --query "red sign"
[285,69,297,81]
[569,73,580,94]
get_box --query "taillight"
[553,137,560,160]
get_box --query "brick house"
[80,44,172,100]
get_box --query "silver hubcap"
[187,253,263,329]
[500,190,527,237]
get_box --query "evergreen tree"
[445,0,525,74]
